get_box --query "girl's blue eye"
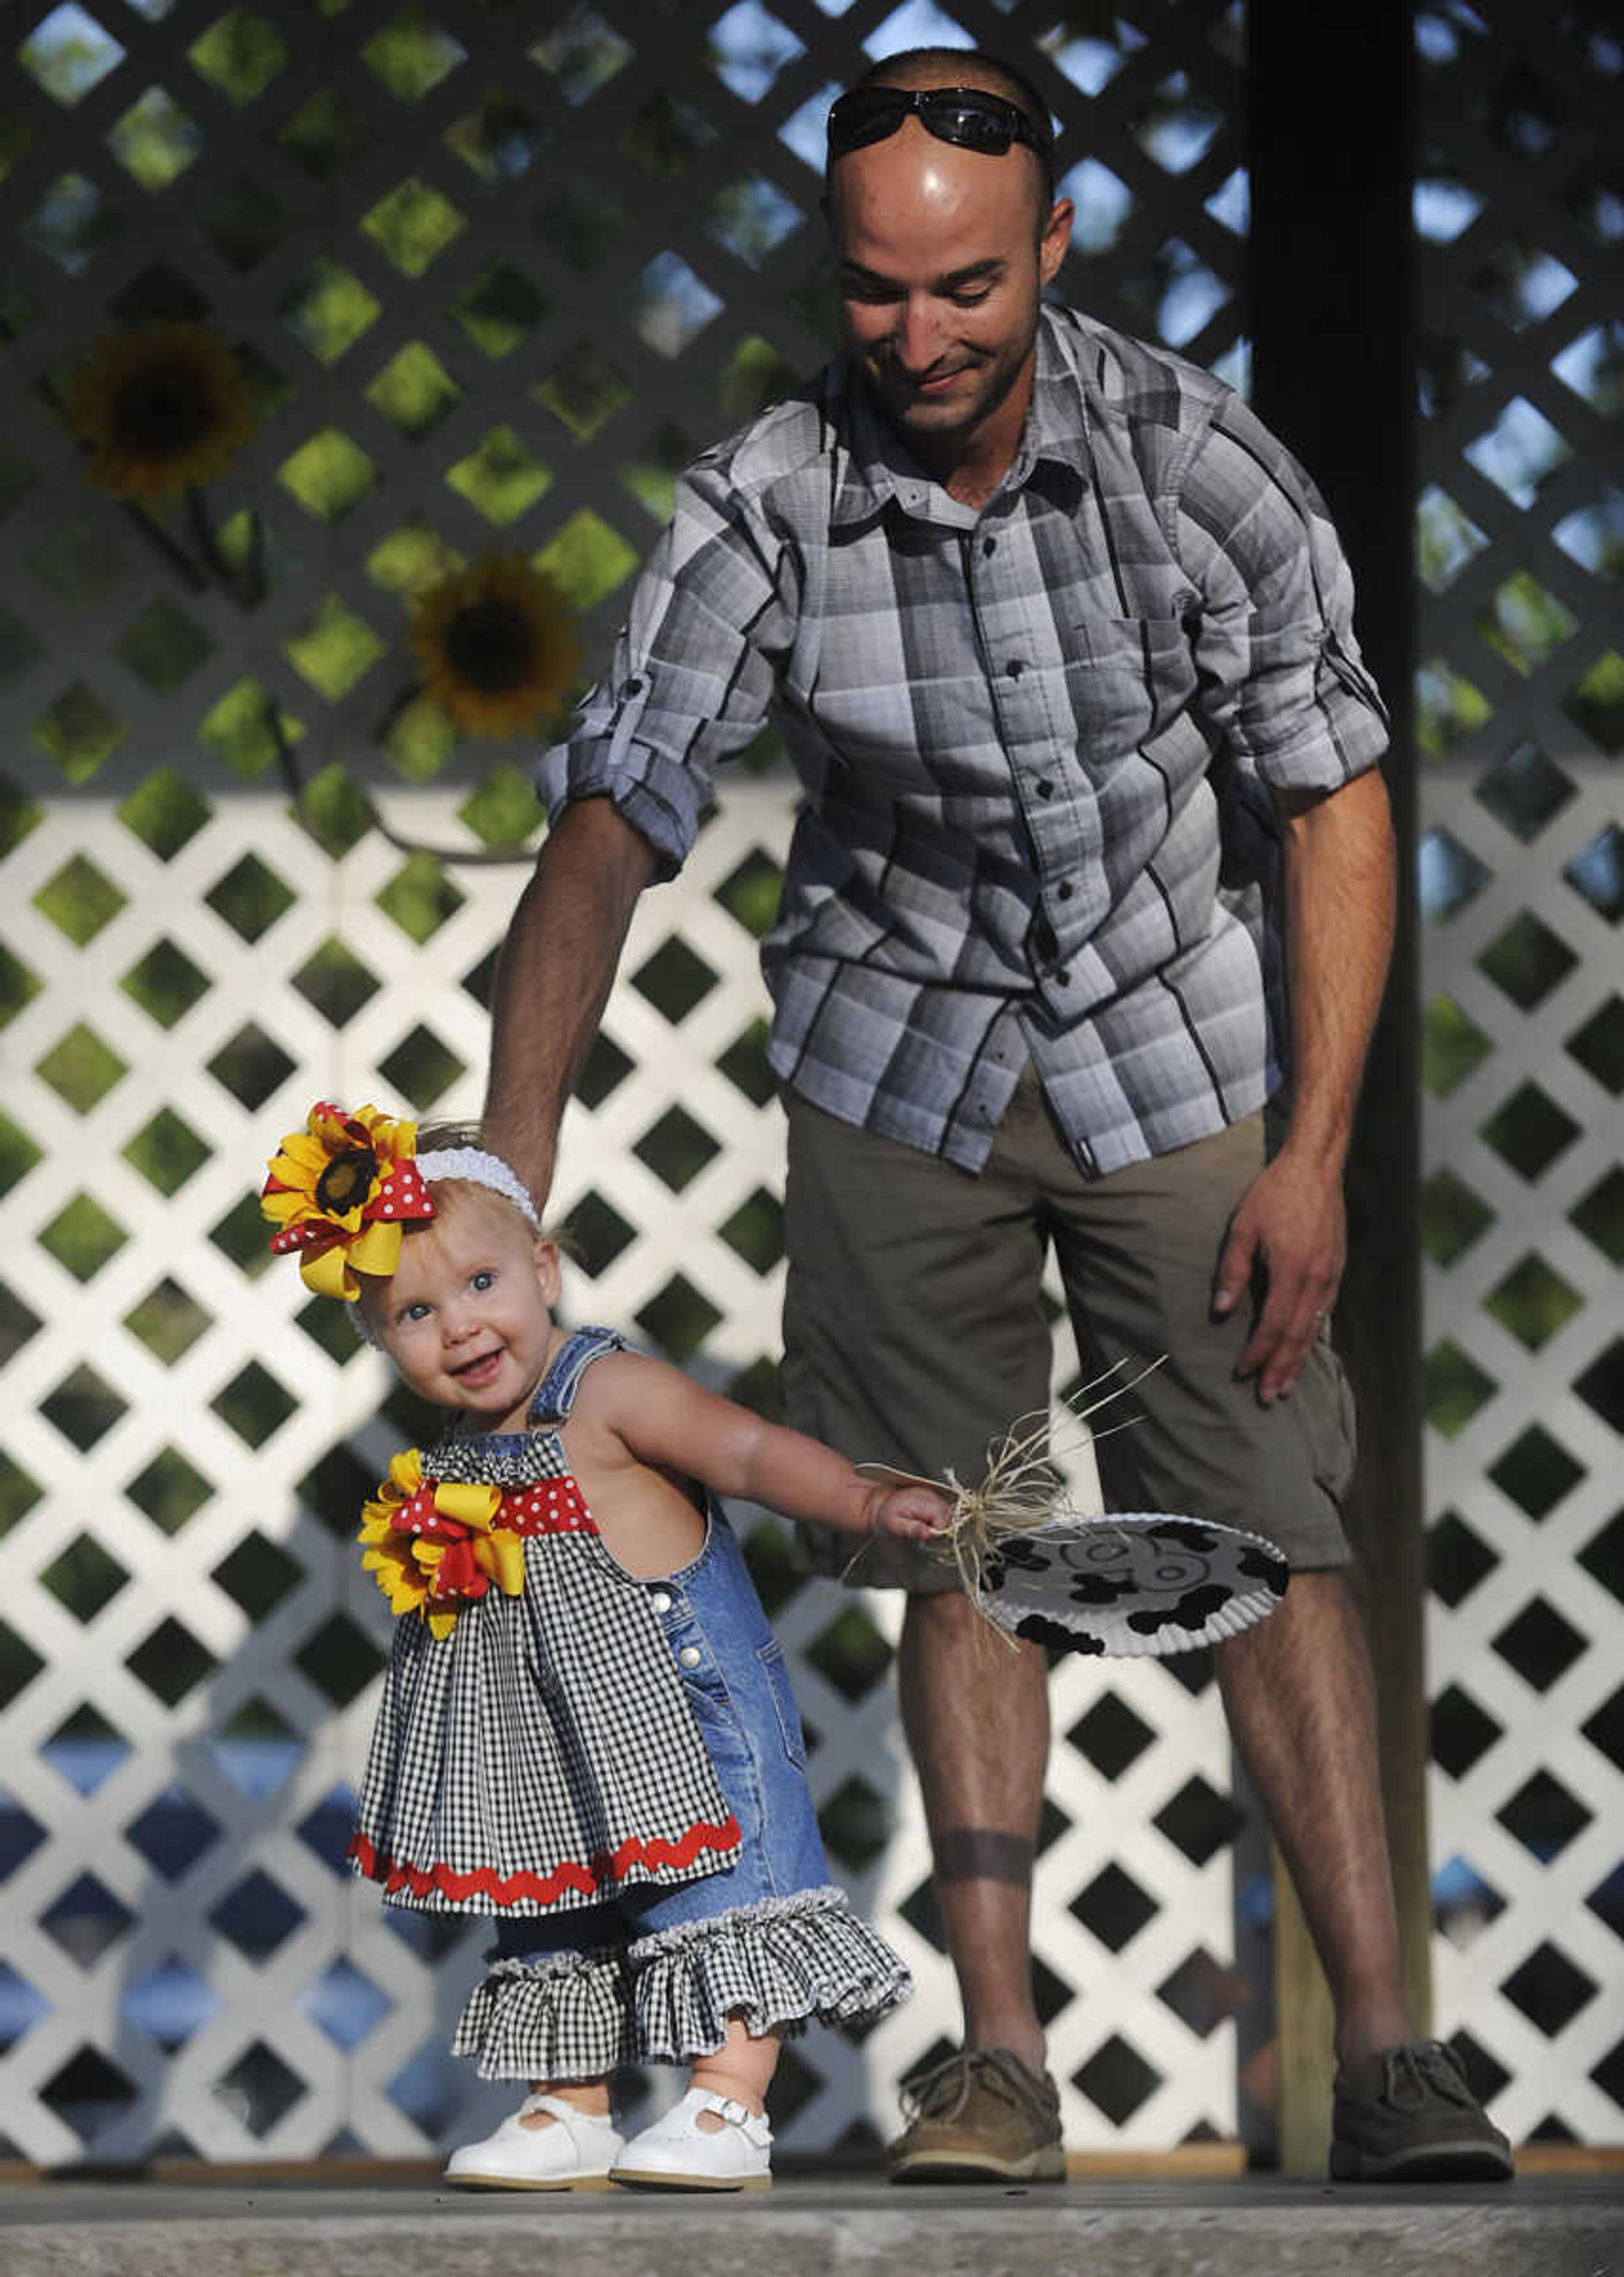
[471,1269,495,1291]
[401,1300,429,1323]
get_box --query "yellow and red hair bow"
[261,1101,434,1299]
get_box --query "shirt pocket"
[1065,614,1195,758]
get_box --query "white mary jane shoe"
[443,2093,623,2190]
[611,2088,773,2192]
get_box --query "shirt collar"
[828,308,1089,527]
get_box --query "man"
[483,47,1512,2185]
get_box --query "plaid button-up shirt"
[538,307,1388,1176]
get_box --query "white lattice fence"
[0,0,1263,2162]
[1411,3,1624,2146]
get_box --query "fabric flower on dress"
[409,554,581,740]
[359,1448,525,1640]
[261,1101,433,1299]
[66,321,257,502]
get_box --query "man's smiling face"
[827,99,1070,478]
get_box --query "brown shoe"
[1330,2040,1514,2182]
[889,2046,1066,2184]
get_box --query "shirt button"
[1056,969,1071,986]
[982,536,996,556]
[1036,778,1054,799]
[1005,658,1025,677]
[1057,882,1073,900]
[678,1645,702,1668]
[624,676,644,696]
[650,1590,672,1613]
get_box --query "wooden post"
[1245,0,1432,2175]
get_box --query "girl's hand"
[864,1484,955,1541]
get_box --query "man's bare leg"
[897,1589,1050,2069]
[1215,1566,1416,2066]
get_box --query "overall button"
[649,1590,672,1613]
[678,1645,702,1668]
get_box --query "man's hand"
[1213,1146,1347,1403]
[1214,767,1394,1404]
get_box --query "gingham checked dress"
[347,1330,743,1915]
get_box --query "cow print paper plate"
[979,1514,1290,1658]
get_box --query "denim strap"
[527,1326,626,1425]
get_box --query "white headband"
[415,1146,541,1229]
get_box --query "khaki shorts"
[781,1072,1356,1590]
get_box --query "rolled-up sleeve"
[1175,394,1389,795]
[536,458,794,879]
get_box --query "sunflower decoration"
[409,553,582,741]
[66,321,256,503]
[261,1100,434,1299]
[358,1448,526,1638]
[64,320,263,602]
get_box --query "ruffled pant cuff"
[451,1945,634,2081]
[451,1886,911,2080]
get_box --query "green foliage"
[121,939,211,1028]
[445,426,552,524]
[291,765,376,859]
[375,851,464,942]
[105,88,202,192]
[200,679,302,779]
[362,178,466,276]
[367,342,464,436]
[534,341,631,441]
[118,767,211,859]
[458,763,543,846]
[535,509,637,609]
[1424,1339,1496,1437]
[38,1194,128,1281]
[124,1108,211,1196]
[283,597,387,701]
[278,428,379,522]
[34,855,126,945]
[1421,996,1493,1097]
[30,683,126,783]
[188,9,289,106]
[1563,650,1624,753]
[36,1025,128,1114]
[279,258,382,364]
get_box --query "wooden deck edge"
[1,2141,1619,2187]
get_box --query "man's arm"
[481,797,660,1212]
[1213,765,1396,1402]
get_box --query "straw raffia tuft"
[849,1358,1167,1645]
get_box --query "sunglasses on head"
[827,84,1052,174]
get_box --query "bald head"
[826,46,1056,231]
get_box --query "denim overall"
[494,1331,832,1963]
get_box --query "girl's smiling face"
[364,1188,563,1432]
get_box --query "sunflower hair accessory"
[262,1102,434,1300]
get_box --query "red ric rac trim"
[346,1815,742,1906]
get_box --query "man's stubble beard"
[868,302,1041,460]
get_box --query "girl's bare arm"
[573,1350,951,1541]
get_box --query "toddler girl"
[262,1102,949,2192]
